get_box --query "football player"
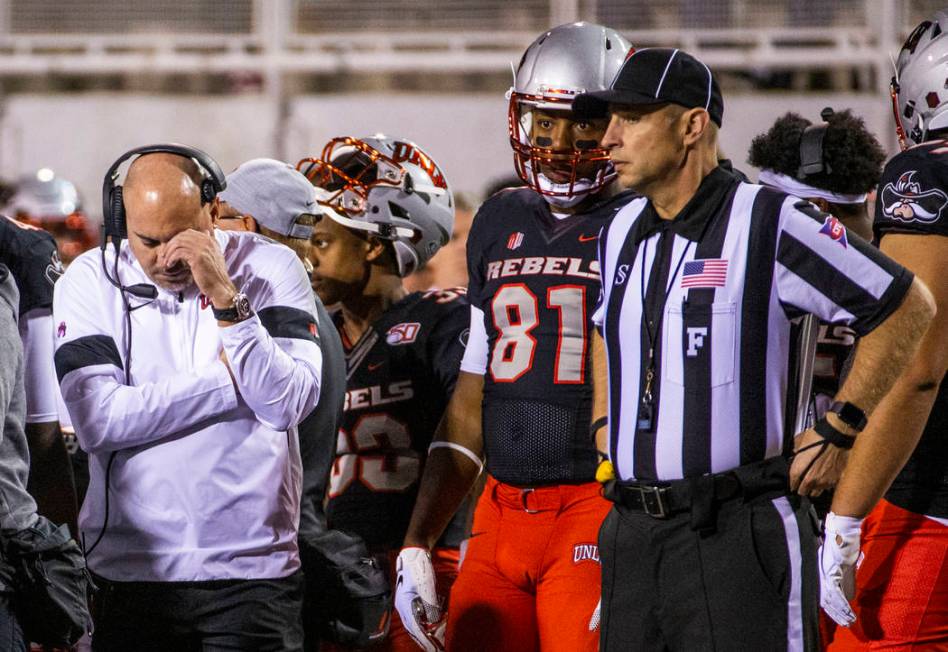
[395,22,635,652]
[4,169,95,265]
[821,13,948,648]
[747,108,886,473]
[0,214,78,534]
[297,135,470,652]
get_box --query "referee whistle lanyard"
[638,233,694,432]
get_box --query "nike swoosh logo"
[368,362,384,371]
[578,234,598,242]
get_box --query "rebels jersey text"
[326,289,470,548]
[875,142,948,518]
[466,187,635,486]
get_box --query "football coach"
[575,48,935,650]
[54,148,322,650]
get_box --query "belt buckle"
[637,485,669,519]
[520,488,539,514]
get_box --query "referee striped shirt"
[595,166,913,482]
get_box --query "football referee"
[574,48,935,650]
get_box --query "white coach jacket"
[53,229,322,582]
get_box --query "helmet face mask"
[507,22,632,206]
[508,93,613,204]
[298,135,454,277]
[298,137,408,219]
[891,13,948,149]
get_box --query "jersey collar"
[632,165,739,244]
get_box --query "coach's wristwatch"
[213,292,253,322]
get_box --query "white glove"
[588,599,601,631]
[819,512,864,627]
[395,547,446,652]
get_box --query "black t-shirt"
[466,187,636,486]
[325,289,470,549]
[875,141,948,518]
[0,214,63,316]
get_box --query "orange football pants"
[824,499,948,651]
[321,547,460,652]
[445,476,610,652]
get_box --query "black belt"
[603,456,790,528]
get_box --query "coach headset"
[85,143,226,556]
[797,107,835,178]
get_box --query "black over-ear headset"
[102,142,226,243]
[798,107,835,178]
[99,143,226,300]
[85,143,226,557]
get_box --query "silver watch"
[213,292,252,322]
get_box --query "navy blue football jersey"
[326,288,470,549]
[0,214,63,315]
[812,323,857,404]
[466,187,636,486]
[875,142,948,518]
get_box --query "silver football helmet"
[508,22,632,207]
[892,11,948,148]
[297,135,454,277]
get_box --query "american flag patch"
[507,232,524,250]
[681,259,728,288]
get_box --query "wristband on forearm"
[827,400,867,432]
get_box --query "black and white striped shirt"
[595,167,913,482]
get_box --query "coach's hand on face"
[789,427,848,496]
[161,229,237,309]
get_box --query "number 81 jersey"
[464,187,635,486]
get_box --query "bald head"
[124,153,205,214]
[122,152,217,291]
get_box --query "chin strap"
[525,162,616,209]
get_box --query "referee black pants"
[91,571,304,651]
[598,492,819,651]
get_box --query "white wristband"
[428,441,484,473]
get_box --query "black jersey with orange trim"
[0,214,63,316]
[326,288,471,549]
[466,187,636,486]
[875,142,948,518]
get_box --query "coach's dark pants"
[599,492,819,651]
[91,571,304,652]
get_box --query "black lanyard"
[637,232,693,431]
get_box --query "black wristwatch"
[827,400,867,432]
[212,292,253,322]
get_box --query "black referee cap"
[573,48,724,126]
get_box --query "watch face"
[235,293,252,319]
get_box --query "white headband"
[757,169,868,205]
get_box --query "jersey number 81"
[489,283,587,384]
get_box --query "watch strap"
[814,418,856,450]
[212,305,240,321]
[212,292,251,322]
